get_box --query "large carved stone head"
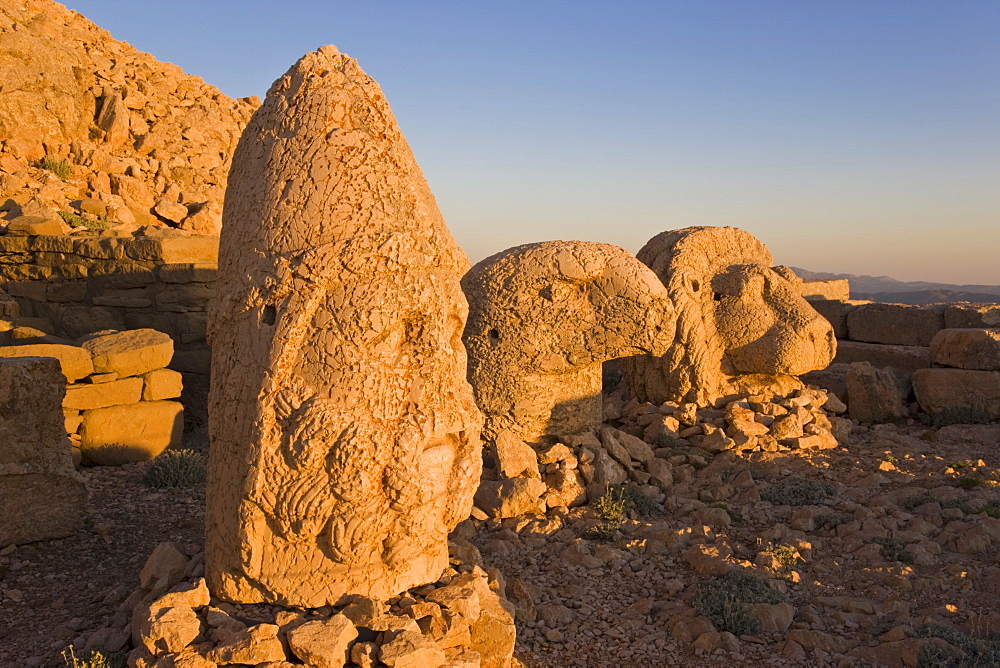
[623,226,836,406]
[206,46,482,607]
[463,240,674,442]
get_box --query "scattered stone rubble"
[0,327,183,466]
[91,543,516,668]
[463,241,674,444]
[0,355,86,548]
[0,0,258,235]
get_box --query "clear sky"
[62,0,1000,284]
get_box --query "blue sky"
[63,0,1000,284]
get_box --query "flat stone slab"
[833,339,930,373]
[82,328,174,378]
[846,303,946,347]
[78,400,183,465]
[0,343,93,381]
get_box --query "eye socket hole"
[262,304,277,326]
[713,292,723,302]
[691,280,700,292]
[488,328,500,345]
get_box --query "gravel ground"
[2,423,998,667]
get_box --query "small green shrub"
[983,501,1000,518]
[933,406,992,427]
[760,476,836,506]
[766,545,799,568]
[584,484,656,540]
[915,623,1000,667]
[693,570,788,636]
[883,454,899,464]
[58,210,111,230]
[867,537,914,563]
[941,497,974,515]
[38,155,72,179]
[957,476,988,491]
[815,513,851,530]
[711,502,743,525]
[902,493,938,510]
[62,647,126,668]
[142,449,206,488]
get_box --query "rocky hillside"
[0,0,258,235]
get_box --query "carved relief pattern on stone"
[207,46,482,607]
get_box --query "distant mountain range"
[790,268,1000,305]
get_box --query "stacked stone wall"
[0,232,215,426]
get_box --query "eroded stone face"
[206,46,482,606]
[623,226,836,406]
[463,241,674,443]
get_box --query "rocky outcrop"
[207,47,483,607]
[0,0,257,234]
[623,226,836,407]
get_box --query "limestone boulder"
[913,368,1000,420]
[463,240,675,442]
[944,303,1000,329]
[846,303,946,347]
[64,376,144,410]
[206,46,483,607]
[142,368,184,400]
[0,357,87,547]
[0,343,93,381]
[82,328,174,378]
[286,615,358,668]
[930,328,1000,370]
[78,400,183,465]
[846,362,906,424]
[624,227,835,407]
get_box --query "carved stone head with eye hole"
[622,226,836,406]
[206,46,482,607]
[462,240,675,444]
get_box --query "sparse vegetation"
[883,454,898,464]
[815,513,851,530]
[867,537,914,563]
[58,210,111,230]
[693,570,788,636]
[933,406,992,427]
[711,502,743,524]
[915,623,1000,667]
[957,476,988,490]
[38,154,72,179]
[902,493,939,510]
[760,476,836,506]
[142,449,206,488]
[62,647,126,668]
[583,484,656,540]
[765,544,799,568]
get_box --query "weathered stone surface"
[944,303,1000,329]
[798,279,850,301]
[379,630,446,667]
[930,328,1000,370]
[624,227,836,406]
[833,339,930,373]
[474,477,547,519]
[82,328,174,378]
[78,400,183,465]
[846,362,906,423]
[463,240,674,442]
[914,368,1000,419]
[0,343,93,381]
[206,623,286,664]
[847,303,946,347]
[286,615,357,668]
[142,368,184,400]
[490,430,539,479]
[0,357,86,547]
[64,376,144,410]
[206,46,483,606]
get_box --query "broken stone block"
[833,339,930,373]
[0,343,94,381]
[286,615,357,668]
[82,328,174,378]
[846,362,906,424]
[624,227,835,407]
[63,376,144,410]
[142,368,184,400]
[491,430,539,479]
[847,303,946,347]
[474,477,547,519]
[0,357,87,547]
[913,368,1000,420]
[78,400,183,465]
[798,279,849,301]
[930,328,1000,371]
[206,46,482,606]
